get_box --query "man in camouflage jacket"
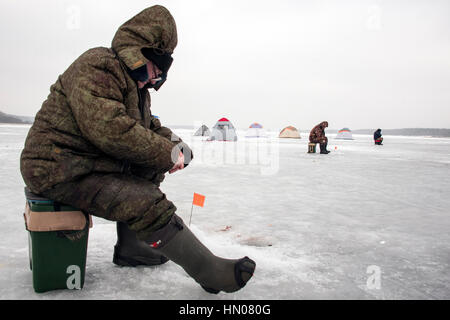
[20,6,255,294]
[309,121,330,154]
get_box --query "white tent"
[208,117,238,141]
[335,128,354,140]
[245,123,267,138]
[193,125,210,136]
[279,126,301,139]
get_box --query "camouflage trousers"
[41,173,176,241]
[309,136,328,144]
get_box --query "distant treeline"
[350,128,450,138]
[0,111,34,124]
[1,112,449,137]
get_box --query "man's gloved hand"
[169,151,184,174]
[177,141,193,167]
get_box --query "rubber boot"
[320,142,330,154]
[113,222,169,267]
[146,214,256,294]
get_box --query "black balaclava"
[129,64,150,83]
[144,48,173,90]
[141,47,173,74]
[128,48,173,91]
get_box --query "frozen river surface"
[0,124,449,299]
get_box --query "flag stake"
[189,203,194,226]
[190,192,205,226]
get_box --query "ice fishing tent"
[193,125,210,136]
[335,128,354,140]
[209,117,238,141]
[245,123,268,138]
[279,126,301,139]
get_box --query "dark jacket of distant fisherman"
[374,129,382,141]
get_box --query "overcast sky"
[1,0,449,130]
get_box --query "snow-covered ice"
[0,124,449,299]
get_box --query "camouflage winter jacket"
[21,6,186,194]
[309,121,329,143]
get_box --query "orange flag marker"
[189,193,206,226]
[193,193,206,207]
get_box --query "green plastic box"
[24,189,91,293]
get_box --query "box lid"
[24,202,93,232]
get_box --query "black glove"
[176,141,194,167]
